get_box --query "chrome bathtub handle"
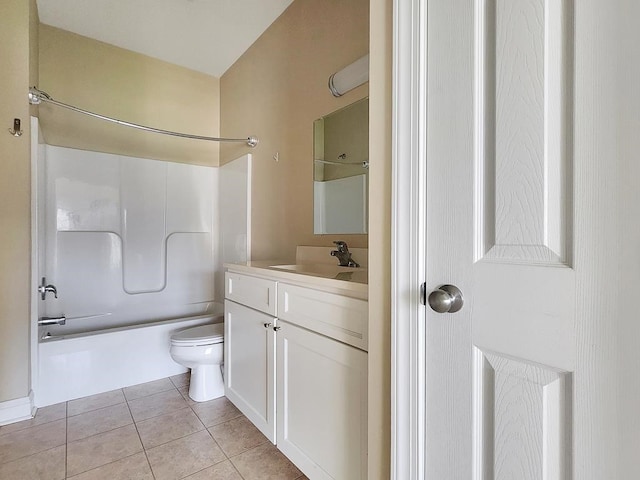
[38,277,58,300]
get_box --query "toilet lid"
[171,323,224,345]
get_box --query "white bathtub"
[35,314,223,407]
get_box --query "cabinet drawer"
[225,272,277,316]
[278,283,368,351]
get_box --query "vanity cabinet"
[276,321,367,480]
[224,269,368,480]
[276,282,368,480]
[224,272,277,443]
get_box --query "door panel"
[276,320,368,480]
[474,350,572,480]
[426,0,576,478]
[224,300,276,442]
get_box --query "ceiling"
[36,0,295,78]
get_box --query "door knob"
[428,284,464,313]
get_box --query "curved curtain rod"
[315,159,369,169]
[28,87,259,147]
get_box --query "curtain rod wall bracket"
[28,87,259,148]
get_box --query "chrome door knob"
[428,284,464,313]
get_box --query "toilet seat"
[171,323,224,347]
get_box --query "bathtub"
[35,314,223,407]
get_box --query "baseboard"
[0,391,35,426]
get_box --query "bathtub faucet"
[330,241,359,267]
[38,277,58,300]
[38,315,66,326]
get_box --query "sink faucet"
[330,241,360,267]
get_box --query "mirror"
[313,98,369,234]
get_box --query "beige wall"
[220,0,370,261]
[222,0,390,477]
[0,0,38,402]
[368,0,392,478]
[39,25,220,166]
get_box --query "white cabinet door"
[224,299,276,442]
[276,321,367,480]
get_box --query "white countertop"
[224,261,368,300]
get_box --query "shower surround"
[32,130,250,407]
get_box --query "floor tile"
[124,378,175,401]
[0,445,65,480]
[209,416,269,457]
[136,406,205,449]
[66,424,143,477]
[67,452,153,480]
[146,430,226,480]
[178,386,199,406]
[67,402,133,442]
[191,396,242,427]
[0,419,66,464]
[0,402,66,437]
[68,389,125,417]
[128,389,188,422]
[230,443,302,480]
[183,460,243,480]
[169,372,190,389]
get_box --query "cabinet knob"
[273,326,281,331]
[263,323,272,328]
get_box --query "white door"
[393,0,640,479]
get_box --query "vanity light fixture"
[328,54,369,97]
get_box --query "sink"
[270,264,367,283]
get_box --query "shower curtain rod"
[315,159,369,168]
[28,87,259,147]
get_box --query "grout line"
[67,390,126,418]
[137,412,206,451]
[230,460,245,480]
[65,451,144,480]
[0,445,67,475]
[124,397,157,480]
[123,383,177,403]
[53,377,298,480]
[0,405,67,438]
[66,421,135,445]
[168,373,190,390]
[64,401,68,479]
[66,401,126,419]
[0,419,67,467]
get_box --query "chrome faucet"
[38,277,58,300]
[330,241,360,267]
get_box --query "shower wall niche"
[41,145,222,336]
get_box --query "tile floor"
[0,374,308,480]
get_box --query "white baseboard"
[0,391,35,426]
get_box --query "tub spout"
[38,315,66,326]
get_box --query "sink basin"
[270,264,367,283]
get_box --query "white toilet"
[170,323,225,402]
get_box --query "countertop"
[224,260,368,300]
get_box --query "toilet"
[170,323,225,402]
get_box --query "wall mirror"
[313,97,369,234]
